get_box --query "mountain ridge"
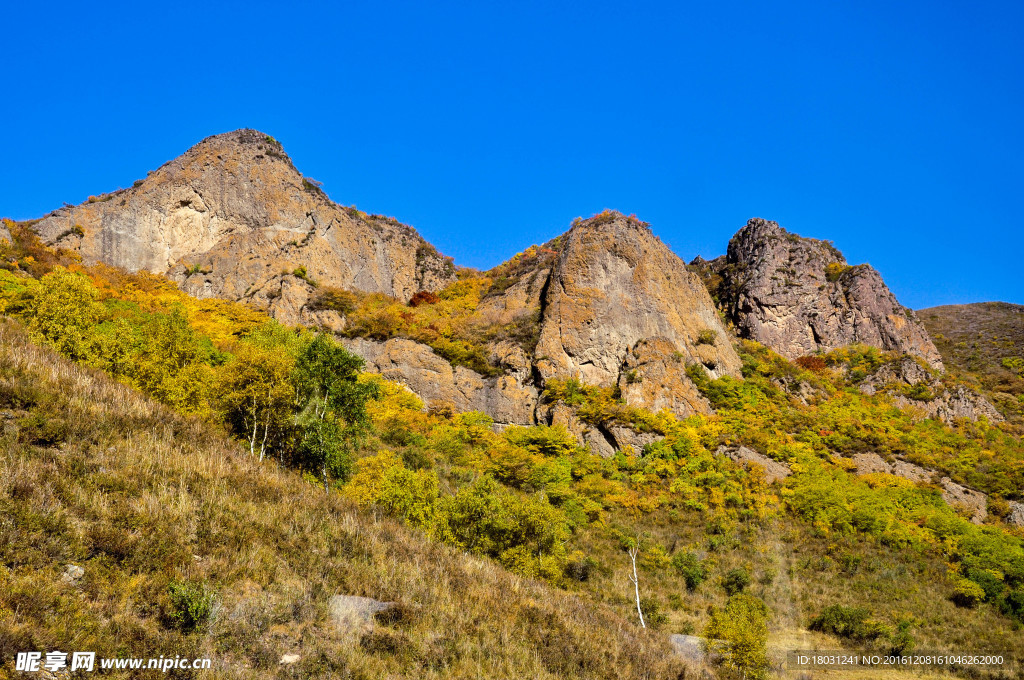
[13,130,991,429]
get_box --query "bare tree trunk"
[628,545,646,628]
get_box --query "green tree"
[292,334,379,491]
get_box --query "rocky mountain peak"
[714,218,943,369]
[29,129,456,325]
[533,210,742,407]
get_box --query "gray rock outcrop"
[713,218,943,369]
[859,356,1003,424]
[716,446,791,483]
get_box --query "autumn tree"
[218,342,294,460]
[704,593,770,679]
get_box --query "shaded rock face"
[32,129,456,325]
[859,356,1003,424]
[534,214,742,399]
[717,218,943,370]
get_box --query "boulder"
[61,564,85,584]
[668,634,705,664]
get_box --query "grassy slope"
[0,319,690,680]
[920,302,1024,428]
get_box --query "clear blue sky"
[3,1,1022,308]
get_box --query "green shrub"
[167,580,214,632]
[951,578,986,608]
[639,597,668,627]
[722,567,751,596]
[809,604,886,641]
[671,551,706,591]
[695,329,717,346]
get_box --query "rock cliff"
[30,129,456,325]
[533,212,742,407]
[707,218,943,369]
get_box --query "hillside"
[920,302,1024,427]
[2,254,1024,678]
[0,319,690,680]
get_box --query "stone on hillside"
[607,425,662,453]
[669,634,705,663]
[860,356,1002,424]
[279,654,301,665]
[716,446,790,483]
[1006,502,1024,528]
[343,337,539,427]
[940,478,988,524]
[544,403,615,458]
[61,564,85,583]
[716,218,943,369]
[617,339,713,418]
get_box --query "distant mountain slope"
[28,129,456,325]
[920,302,1024,425]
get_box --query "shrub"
[408,290,440,307]
[722,567,751,596]
[825,262,850,282]
[671,551,706,591]
[705,594,770,680]
[795,355,827,372]
[309,287,357,314]
[695,329,717,346]
[346,450,438,526]
[951,578,986,608]
[167,581,214,632]
[639,597,668,627]
[809,604,886,641]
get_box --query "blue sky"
[3,0,1022,308]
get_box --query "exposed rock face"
[533,213,741,413]
[0,220,10,244]
[31,129,456,325]
[859,356,1003,424]
[617,339,712,419]
[342,337,539,427]
[715,218,943,369]
[716,446,791,483]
